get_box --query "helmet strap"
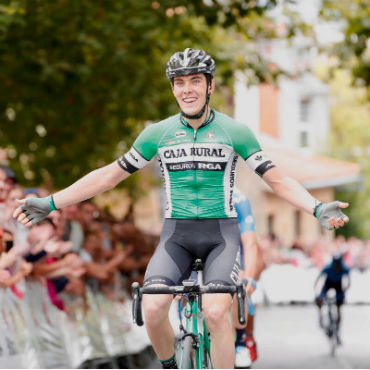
[181,102,207,120]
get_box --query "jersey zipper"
[193,128,198,217]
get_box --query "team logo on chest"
[159,143,233,172]
[163,147,226,159]
[175,131,186,138]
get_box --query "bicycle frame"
[178,293,211,368]
[131,259,249,369]
[178,264,211,368]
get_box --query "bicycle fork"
[180,296,209,369]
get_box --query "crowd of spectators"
[259,232,370,271]
[1,165,159,312]
[1,164,369,313]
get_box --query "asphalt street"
[146,303,369,369]
[252,303,369,369]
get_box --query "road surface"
[252,303,369,369]
[145,303,369,369]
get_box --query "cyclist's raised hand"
[314,201,349,230]
[13,195,57,227]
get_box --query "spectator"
[80,230,127,282]
[78,200,99,233]
[0,227,33,291]
[60,204,84,253]
[112,219,156,285]
[0,166,16,225]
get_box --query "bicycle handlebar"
[140,284,239,294]
[131,281,251,326]
[236,282,246,325]
[132,282,143,326]
[239,278,256,316]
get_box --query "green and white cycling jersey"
[117,109,275,219]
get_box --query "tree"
[317,1,370,238]
[319,0,370,93]
[0,0,302,189]
[316,66,370,238]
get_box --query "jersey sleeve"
[233,189,256,234]
[116,123,159,174]
[232,123,275,177]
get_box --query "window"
[300,98,311,122]
[300,131,308,147]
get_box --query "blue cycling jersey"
[233,188,255,234]
[233,189,256,271]
[321,261,350,284]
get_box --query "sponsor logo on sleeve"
[118,158,127,169]
[254,154,263,161]
[129,152,139,162]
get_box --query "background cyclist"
[14,48,349,369]
[315,253,350,344]
[232,188,265,368]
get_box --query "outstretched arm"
[262,167,349,230]
[13,161,130,227]
[52,161,130,208]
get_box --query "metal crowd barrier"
[0,278,153,369]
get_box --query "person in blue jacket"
[232,189,265,368]
[314,253,350,344]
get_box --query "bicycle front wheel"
[330,333,337,356]
[180,336,196,369]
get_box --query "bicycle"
[319,289,340,356]
[132,259,254,369]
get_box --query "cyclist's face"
[172,73,214,117]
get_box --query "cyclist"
[314,253,350,344]
[232,188,264,368]
[14,48,349,369]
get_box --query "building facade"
[234,35,360,246]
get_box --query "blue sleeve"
[233,190,255,234]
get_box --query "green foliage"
[0,0,300,188]
[319,0,370,92]
[318,1,370,238]
[317,68,370,239]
